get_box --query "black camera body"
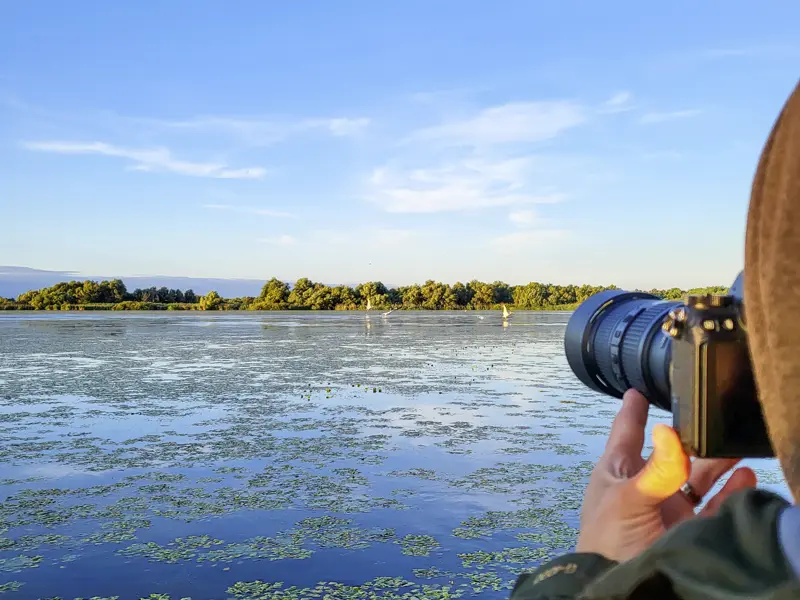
[666,293,772,458]
[564,271,774,459]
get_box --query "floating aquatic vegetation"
[0,476,45,486]
[198,534,311,563]
[515,521,579,547]
[115,517,398,566]
[451,506,573,544]
[118,536,225,563]
[0,582,23,594]
[458,546,554,569]
[755,468,787,485]
[412,566,454,579]
[226,578,463,600]
[397,534,441,557]
[465,571,508,593]
[295,516,395,550]
[0,554,42,573]
[556,461,595,484]
[0,312,787,599]
[387,468,441,481]
[9,533,72,552]
[449,462,565,495]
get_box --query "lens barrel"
[564,290,681,411]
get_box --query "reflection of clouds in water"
[0,310,789,597]
[14,353,108,368]
[14,463,104,479]
[143,373,184,382]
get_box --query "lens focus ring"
[593,305,625,391]
[621,302,678,401]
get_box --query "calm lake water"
[0,311,788,600]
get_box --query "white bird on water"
[382,308,395,318]
[502,304,512,320]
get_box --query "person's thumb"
[630,424,690,505]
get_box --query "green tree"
[333,285,358,310]
[10,277,727,312]
[420,280,457,309]
[402,284,424,309]
[468,281,495,309]
[356,281,388,308]
[199,291,222,310]
[288,277,314,307]
[259,278,289,307]
[452,282,473,307]
[307,284,337,310]
[102,279,127,303]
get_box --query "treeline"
[0,278,729,312]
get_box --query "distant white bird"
[476,315,484,320]
[502,304,512,320]
[382,308,395,318]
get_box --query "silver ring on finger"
[679,481,703,506]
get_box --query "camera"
[564,272,773,459]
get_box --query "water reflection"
[0,311,787,599]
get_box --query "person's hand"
[575,389,758,563]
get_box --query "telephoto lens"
[564,291,682,411]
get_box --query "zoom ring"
[620,303,677,397]
[592,300,648,393]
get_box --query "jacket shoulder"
[581,489,798,600]
[511,489,799,600]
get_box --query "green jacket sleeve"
[511,489,799,600]
[510,552,618,599]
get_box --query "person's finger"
[685,457,741,499]
[605,389,649,457]
[630,424,690,504]
[699,467,758,516]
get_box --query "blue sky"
[2,1,798,289]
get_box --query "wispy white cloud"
[367,100,588,214]
[408,86,489,104]
[368,156,564,213]
[599,91,635,114]
[639,109,702,124]
[408,101,587,147]
[258,235,296,246]
[22,140,266,179]
[314,117,371,137]
[203,204,295,218]
[151,115,370,145]
[509,210,541,226]
[6,92,370,152]
[606,91,632,107]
